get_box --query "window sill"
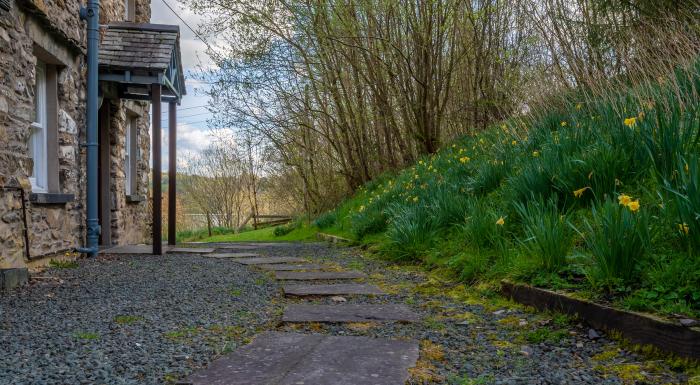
[126,194,146,203]
[30,193,74,205]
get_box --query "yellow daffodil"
[496,217,505,226]
[618,194,632,206]
[532,151,540,157]
[560,121,567,127]
[624,117,637,128]
[678,223,690,235]
[511,140,517,146]
[358,205,365,212]
[412,196,419,203]
[459,156,470,163]
[576,103,583,110]
[573,186,590,198]
[627,200,640,212]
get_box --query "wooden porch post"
[152,84,162,255]
[168,101,177,245]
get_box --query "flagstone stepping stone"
[214,245,258,250]
[283,283,385,296]
[274,271,366,280]
[234,257,306,265]
[181,331,419,385]
[256,263,326,271]
[167,247,215,254]
[202,252,259,259]
[282,304,420,323]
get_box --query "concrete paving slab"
[202,252,260,259]
[283,283,385,296]
[274,271,366,280]
[181,331,419,385]
[256,263,326,271]
[282,304,420,323]
[167,247,215,254]
[235,257,306,265]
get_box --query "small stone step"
[283,283,385,297]
[257,263,326,271]
[235,257,307,265]
[167,247,215,254]
[202,252,259,259]
[274,271,366,281]
[283,304,420,323]
[214,245,258,250]
[180,331,419,385]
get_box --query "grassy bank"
[197,223,318,243]
[316,59,700,319]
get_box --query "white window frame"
[30,61,48,193]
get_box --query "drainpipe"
[77,0,100,257]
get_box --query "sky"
[149,0,218,171]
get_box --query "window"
[30,61,48,193]
[125,117,137,195]
[124,0,135,22]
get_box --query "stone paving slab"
[214,245,258,250]
[283,283,385,296]
[282,304,421,323]
[256,263,326,271]
[99,244,160,254]
[202,252,260,259]
[181,331,419,385]
[234,257,306,265]
[274,271,366,280]
[167,247,215,254]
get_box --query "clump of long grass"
[575,198,650,290]
[384,203,438,260]
[515,197,572,272]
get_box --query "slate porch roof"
[99,22,186,102]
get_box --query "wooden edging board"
[500,280,699,360]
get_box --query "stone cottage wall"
[0,0,154,270]
[0,0,85,269]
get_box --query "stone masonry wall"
[0,0,153,269]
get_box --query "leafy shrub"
[273,223,294,236]
[385,203,438,260]
[666,155,700,252]
[576,198,650,289]
[313,211,337,229]
[515,197,572,272]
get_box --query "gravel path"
[0,242,691,384]
[0,252,279,385]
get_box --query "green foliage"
[577,198,650,289]
[460,199,503,250]
[312,211,337,229]
[515,197,572,272]
[273,224,294,237]
[350,208,388,239]
[385,203,438,260]
[114,315,143,325]
[665,155,700,251]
